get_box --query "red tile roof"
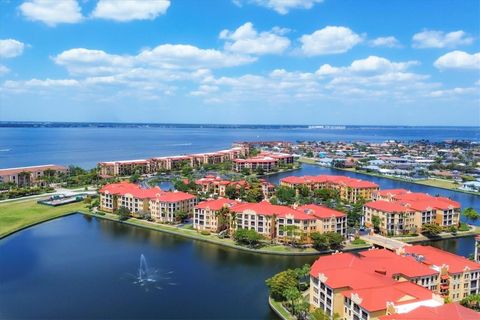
[0,164,67,176]
[195,198,239,211]
[379,303,479,320]
[99,182,195,202]
[342,281,435,312]
[231,201,315,220]
[280,175,379,189]
[403,245,480,274]
[297,204,346,219]
[365,200,412,213]
[374,189,410,197]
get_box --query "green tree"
[311,232,330,251]
[463,208,480,222]
[225,184,239,199]
[421,223,443,237]
[116,206,130,221]
[243,187,263,203]
[129,172,140,183]
[276,186,296,205]
[175,210,189,223]
[255,166,265,175]
[327,232,344,250]
[283,287,302,315]
[372,215,381,232]
[215,206,231,232]
[460,294,480,311]
[265,269,298,301]
[233,229,263,247]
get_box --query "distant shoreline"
[0,121,478,130]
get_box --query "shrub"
[200,230,211,236]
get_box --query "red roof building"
[194,198,240,233]
[379,303,479,320]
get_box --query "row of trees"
[266,265,339,319]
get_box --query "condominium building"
[194,175,248,197]
[399,245,480,301]
[193,198,239,233]
[0,164,68,187]
[309,252,444,320]
[230,201,313,241]
[309,247,480,319]
[232,152,294,173]
[364,190,461,235]
[297,204,347,236]
[280,175,379,203]
[98,146,249,177]
[379,303,479,320]
[99,182,196,223]
[194,175,275,199]
[149,192,196,223]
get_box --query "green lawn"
[0,199,89,238]
[415,178,458,189]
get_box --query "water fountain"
[130,254,176,291]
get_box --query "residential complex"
[0,164,68,187]
[379,303,479,320]
[193,198,239,233]
[364,189,460,235]
[192,200,347,243]
[98,145,249,177]
[476,236,480,263]
[280,175,379,203]
[194,175,275,199]
[232,152,294,173]
[99,182,196,223]
[309,247,480,319]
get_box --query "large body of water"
[0,126,478,168]
[1,126,479,319]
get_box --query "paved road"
[0,186,97,204]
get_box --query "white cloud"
[369,36,401,48]
[137,44,255,68]
[19,0,83,26]
[434,51,480,70]
[220,22,290,55]
[91,0,170,22]
[429,87,478,98]
[412,30,474,48]
[0,39,25,58]
[0,65,10,76]
[300,26,364,56]
[348,56,418,73]
[243,0,323,14]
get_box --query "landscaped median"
[84,211,370,255]
[0,199,89,239]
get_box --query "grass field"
[0,199,89,238]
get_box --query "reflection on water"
[0,214,476,319]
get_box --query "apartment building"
[309,252,444,320]
[0,164,68,187]
[230,201,317,242]
[400,245,480,301]
[99,181,159,213]
[297,204,347,236]
[280,175,379,203]
[232,152,294,173]
[98,159,150,177]
[149,192,196,223]
[194,175,248,197]
[98,146,249,177]
[379,303,479,320]
[364,189,461,235]
[193,198,239,233]
[99,182,196,223]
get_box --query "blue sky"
[0,0,479,125]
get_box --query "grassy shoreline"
[298,157,480,196]
[0,199,89,239]
[85,211,371,255]
[393,225,480,243]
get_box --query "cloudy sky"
[0,0,479,125]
